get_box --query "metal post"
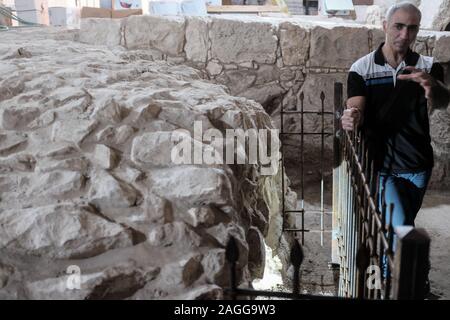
[300,92,305,245]
[320,92,325,247]
[392,227,430,300]
[291,239,304,296]
[281,98,286,231]
[226,237,239,300]
[332,82,343,264]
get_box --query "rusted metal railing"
[332,82,431,300]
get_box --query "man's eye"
[396,25,403,30]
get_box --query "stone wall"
[80,14,450,188]
[0,27,300,299]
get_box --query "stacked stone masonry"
[80,14,450,188]
[0,27,299,299]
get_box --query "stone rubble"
[0,27,293,299]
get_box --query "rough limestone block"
[36,157,88,173]
[206,61,223,76]
[90,97,126,124]
[157,254,204,287]
[0,132,27,157]
[300,73,348,111]
[413,37,430,56]
[209,18,278,64]
[149,166,233,207]
[370,28,385,51]
[205,223,249,268]
[94,144,117,170]
[88,169,138,210]
[239,82,284,106]
[310,26,370,69]
[247,226,265,279]
[96,125,135,146]
[0,204,133,259]
[430,109,450,158]
[79,18,123,47]
[0,105,40,130]
[201,249,227,286]
[280,22,310,66]
[25,263,159,300]
[28,170,85,199]
[433,34,450,63]
[148,222,202,248]
[185,17,210,63]
[51,119,97,146]
[224,69,257,95]
[0,153,35,173]
[131,131,201,168]
[124,15,185,56]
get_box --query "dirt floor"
[416,190,450,300]
[253,160,338,298]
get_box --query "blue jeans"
[378,170,431,278]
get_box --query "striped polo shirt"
[347,42,444,173]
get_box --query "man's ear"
[382,20,387,32]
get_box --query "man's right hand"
[341,107,362,131]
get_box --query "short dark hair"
[385,1,422,23]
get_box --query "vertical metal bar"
[300,92,305,245]
[380,180,388,292]
[348,132,354,296]
[357,130,364,297]
[385,203,395,300]
[346,135,352,297]
[346,133,353,296]
[341,137,347,296]
[320,91,325,247]
[281,97,286,231]
[226,237,239,300]
[359,147,370,299]
[342,139,348,297]
[291,240,304,296]
[350,130,357,296]
[340,137,346,297]
[332,82,343,264]
[339,144,346,297]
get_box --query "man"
[341,1,450,295]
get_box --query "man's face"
[383,9,420,54]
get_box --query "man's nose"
[399,27,410,40]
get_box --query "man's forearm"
[430,80,450,109]
[347,96,366,127]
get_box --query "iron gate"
[224,83,430,300]
[280,91,334,246]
